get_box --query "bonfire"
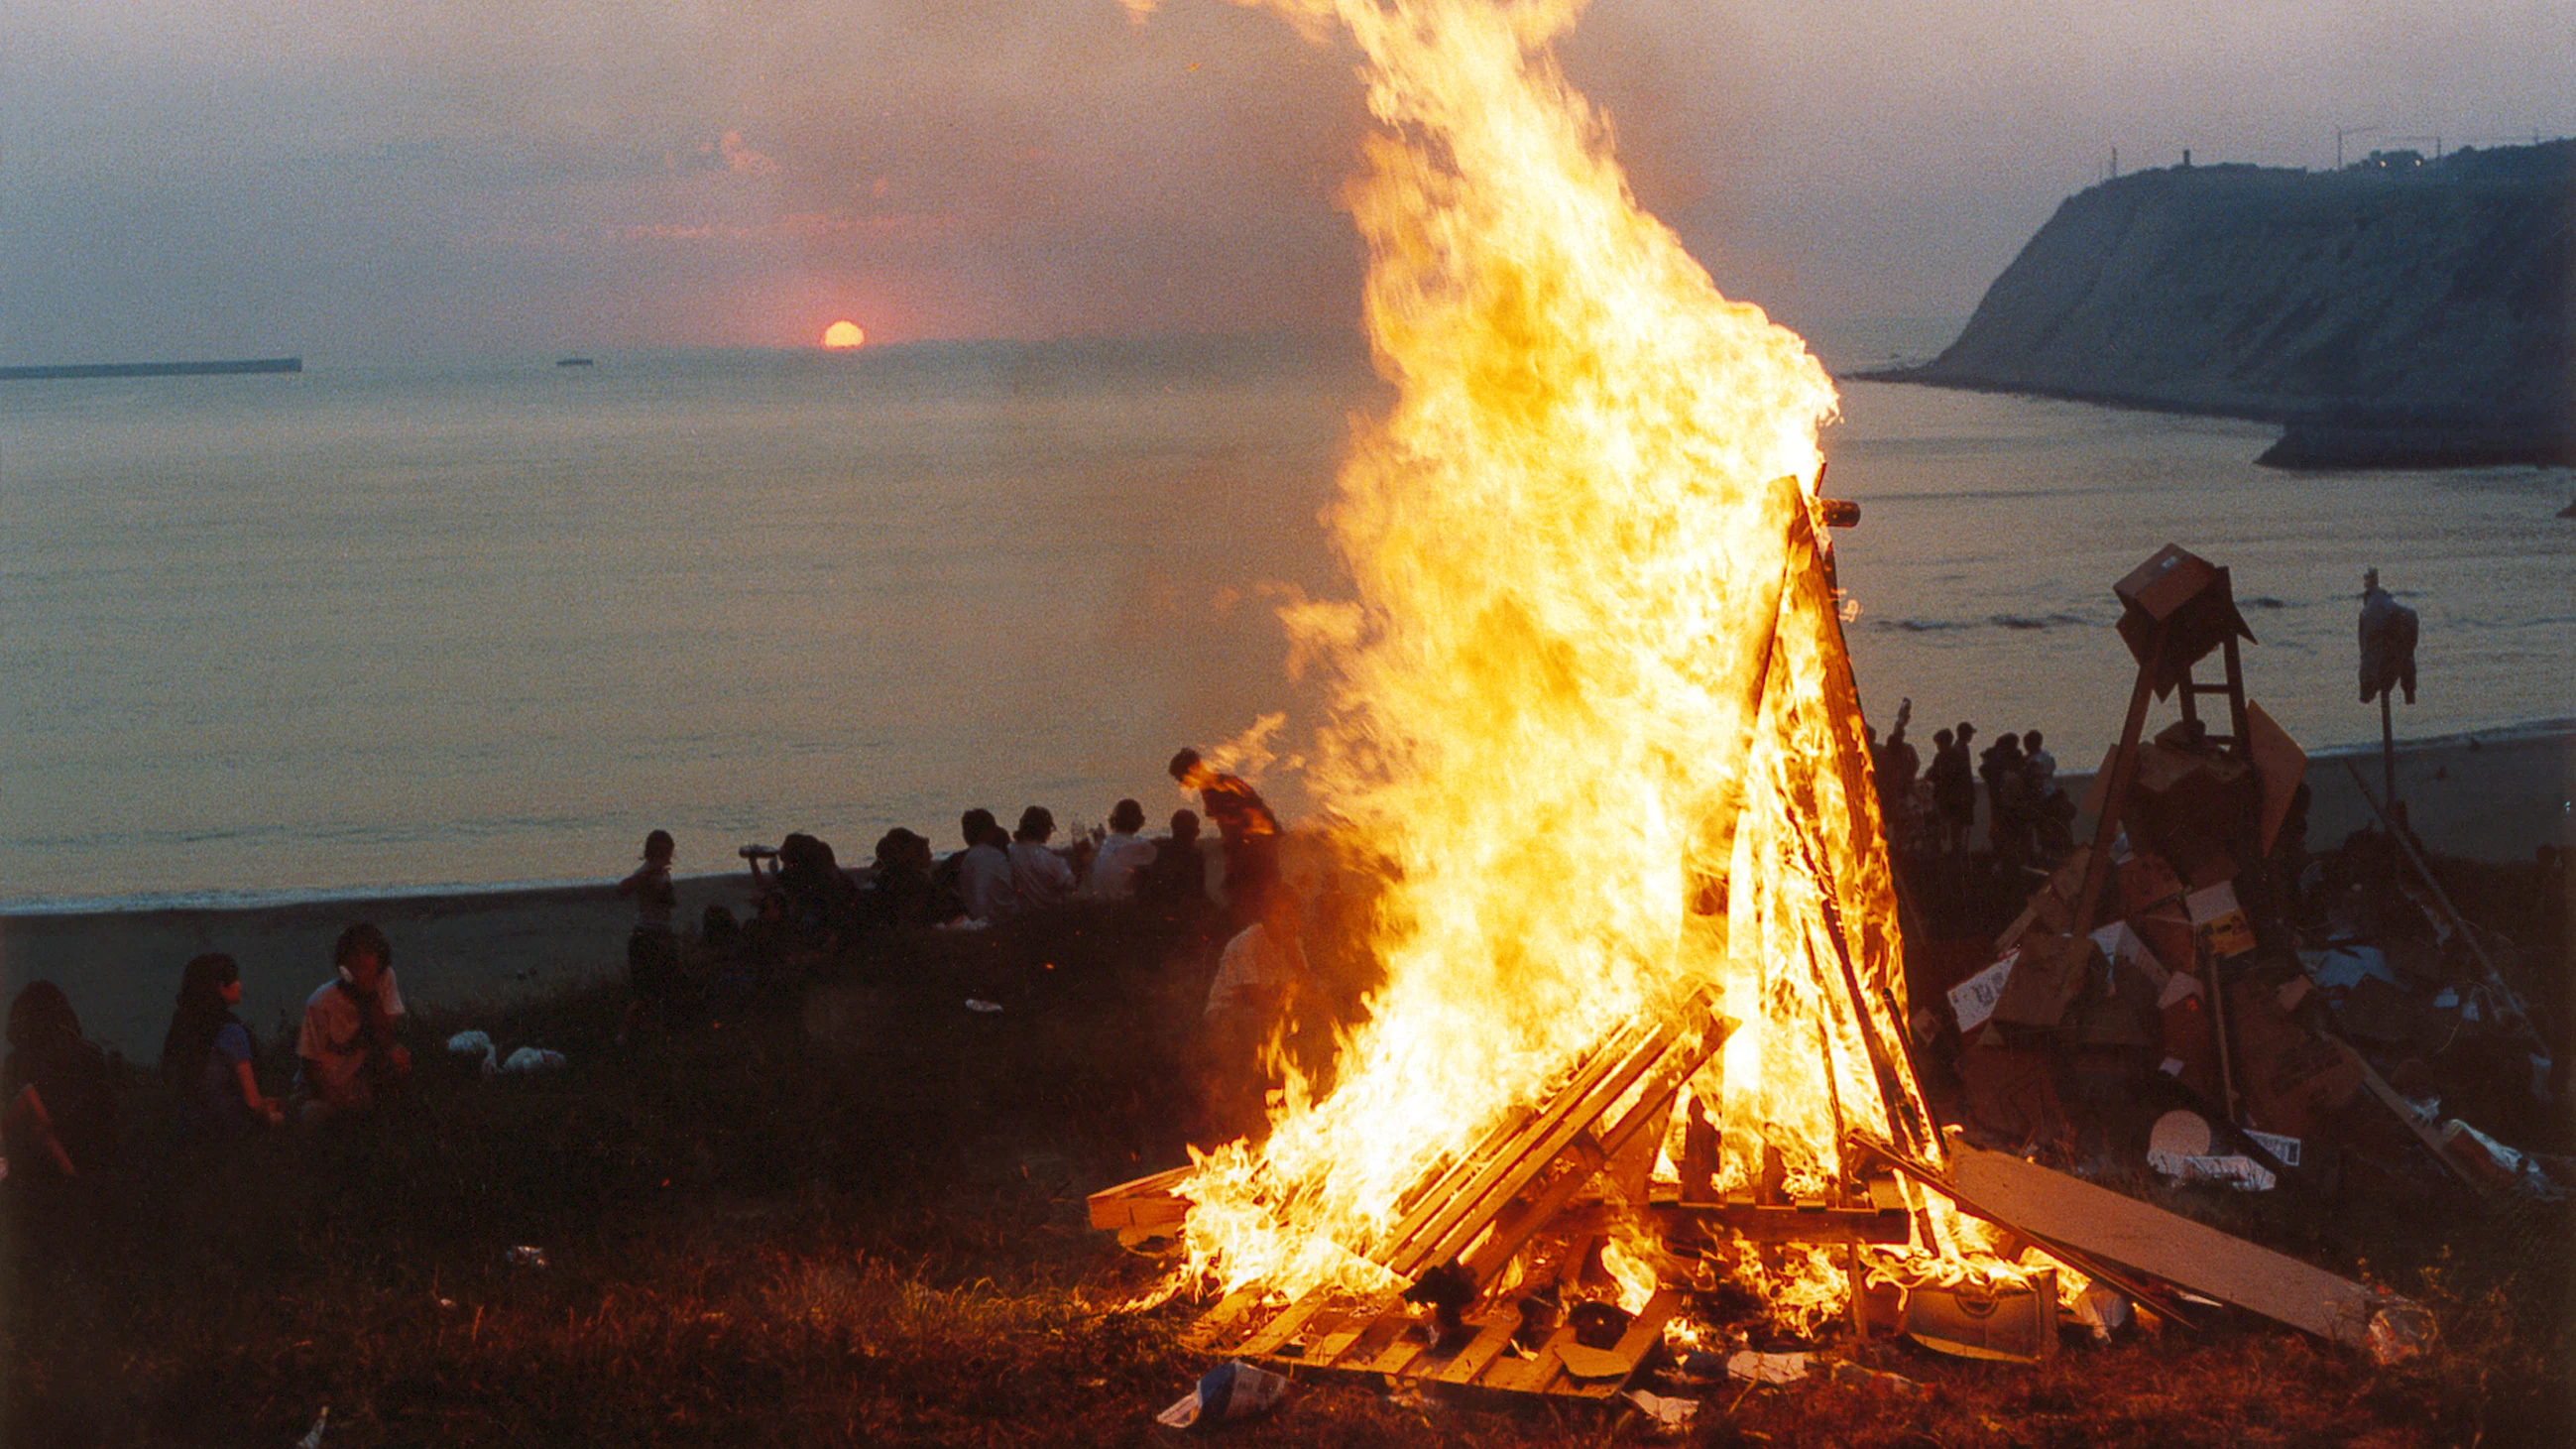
[1105,0,2063,1384]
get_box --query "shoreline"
[1847,368,2576,470]
[6,719,2565,1059]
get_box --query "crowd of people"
[1867,697,2076,894]
[2,741,1307,1207]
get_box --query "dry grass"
[5,886,2570,1447]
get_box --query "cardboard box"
[2133,907,2197,977]
[2118,851,2187,916]
[1957,1044,2070,1151]
[2158,972,2221,1101]
[1992,930,2105,1029]
[2091,919,2170,991]
[2185,881,2257,959]
[1948,951,2016,1036]
[2113,544,2254,695]
[2243,700,2308,854]
[2228,975,2363,1139]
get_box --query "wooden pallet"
[1193,1284,1687,1400]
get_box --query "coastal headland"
[1862,141,2574,469]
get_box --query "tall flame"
[1155,0,1984,1319]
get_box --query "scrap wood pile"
[1923,546,2569,1219]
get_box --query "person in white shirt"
[295,922,412,1125]
[1199,888,1310,1141]
[955,809,1015,924]
[1008,806,1078,913]
[1084,798,1156,902]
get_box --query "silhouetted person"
[1170,748,1280,921]
[862,827,936,928]
[1086,798,1156,902]
[5,981,118,1186]
[771,833,859,938]
[953,808,1014,924]
[617,829,681,1040]
[1145,809,1211,910]
[1008,805,1078,913]
[2022,729,2073,864]
[1928,726,1976,858]
[1980,732,2032,873]
[1870,697,1919,845]
[162,952,284,1138]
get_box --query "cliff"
[1873,142,2575,468]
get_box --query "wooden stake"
[2341,760,2546,1054]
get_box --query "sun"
[820,319,866,350]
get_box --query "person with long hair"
[4,981,118,1183]
[161,953,284,1136]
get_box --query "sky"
[3,0,2570,363]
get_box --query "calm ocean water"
[4,328,2570,910]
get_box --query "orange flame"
[1158,0,2024,1325]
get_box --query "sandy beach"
[0,874,762,1059]
[6,721,2566,1059]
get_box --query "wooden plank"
[1086,1165,1191,1230]
[1849,1138,2204,1333]
[2330,1036,2489,1195]
[1866,1175,1911,1212]
[1564,1288,1683,1397]
[1363,1322,1431,1379]
[1373,1022,1648,1270]
[1481,1322,1578,1395]
[1182,1286,1267,1351]
[1303,1297,1400,1369]
[1384,1020,1668,1277]
[1234,1294,1333,1360]
[1396,1002,1707,1277]
[1434,1315,1520,1385]
[1335,1306,1417,1373]
[1653,1201,1912,1246]
[1949,1142,2383,1344]
[1463,1006,1734,1283]
[1381,1103,1539,1243]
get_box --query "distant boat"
[0,356,300,381]
[556,357,595,368]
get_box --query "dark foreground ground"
[6,864,2572,1448]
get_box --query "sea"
[4,326,2571,913]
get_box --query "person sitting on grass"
[1085,798,1156,902]
[860,827,936,928]
[4,981,119,1187]
[1143,808,1210,910]
[161,952,284,1138]
[294,923,413,1126]
[952,808,1015,924]
[1007,805,1078,913]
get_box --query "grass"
[5,863,2571,1447]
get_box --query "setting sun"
[820,319,866,349]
